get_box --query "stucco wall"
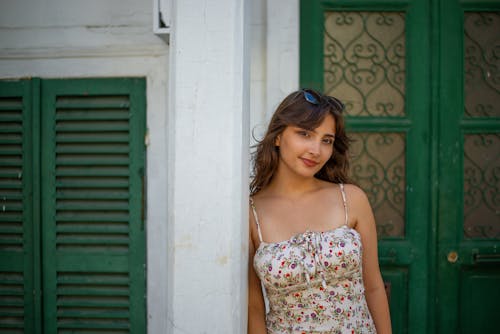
[250,0,299,143]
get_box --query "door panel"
[301,1,430,333]
[459,268,500,333]
[438,1,500,333]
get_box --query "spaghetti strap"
[249,198,264,243]
[339,183,349,226]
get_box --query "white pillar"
[167,0,250,332]
[266,0,299,119]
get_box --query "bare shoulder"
[342,184,374,224]
[343,183,370,204]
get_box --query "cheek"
[323,144,334,157]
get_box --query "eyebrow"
[293,126,335,137]
[311,129,335,138]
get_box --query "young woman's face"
[275,114,336,179]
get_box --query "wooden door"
[301,1,431,332]
[300,0,500,332]
[437,1,500,333]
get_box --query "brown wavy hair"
[250,89,351,195]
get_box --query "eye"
[297,130,310,137]
[322,137,335,145]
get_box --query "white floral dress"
[251,184,376,334]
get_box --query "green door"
[437,1,500,333]
[301,0,499,333]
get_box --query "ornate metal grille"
[464,12,500,117]
[324,11,407,238]
[463,134,500,239]
[324,11,406,117]
[349,132,406,237]
[463,11,500,239]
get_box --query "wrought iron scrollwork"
[324,12,406,117]
[463,134,500,239]
[350,133,406,238]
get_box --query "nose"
[308,140,321,156]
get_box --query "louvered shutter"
[41,78,146,333]
[0,80,36,333]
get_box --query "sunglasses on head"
[301,89,345,112]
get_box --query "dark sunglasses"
[301,89,345,112]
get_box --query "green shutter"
[41,78,146,333]
[0,80,37,333]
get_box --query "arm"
[248,208,267,334]
[348,185,392,334]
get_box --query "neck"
[266,168,322,198]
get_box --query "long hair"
[250,89,351,195]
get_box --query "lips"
[300,158,319,167]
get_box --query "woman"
[248,89,392,333]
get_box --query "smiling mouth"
[300,158,319,167]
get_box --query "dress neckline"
[256,224,358,250]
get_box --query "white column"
[166,0,250,332]
[266,0,299,119]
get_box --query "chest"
[254,227,363,290]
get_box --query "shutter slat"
[56,177,129,185]
[56,225,128,233]
[56,111,130,121]
[55,95,130,109]
[0,138,23,145]
[56,192,129,200]
[57,273,129,285]
[0,194,23,200]
[57,225,129,234]
[58,309,130,319]
[57,133,129,144]
[55,214,129,222]
[57,323,129,330]
[56,146,129,154]
[56,236,129,245]
[56,169,129,177]
[0,126,23,133]
[0,170,23,178]
[56,158,130,166]
[0,161,22,167]
[0,300,24,307]
[56,124,130,132]
[0,225,23,234]
[58,287,129,296]
[0,308,24,316]
[0,98,23,109]
[0,115,23,122]
[0,216,23,223]
[56,202,129,210]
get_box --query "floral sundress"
[251,184,376,334]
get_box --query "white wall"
[250,0,299,144]
[166,0,250,332]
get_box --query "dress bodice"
[253,226,375,333]
[250,184,376,333]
